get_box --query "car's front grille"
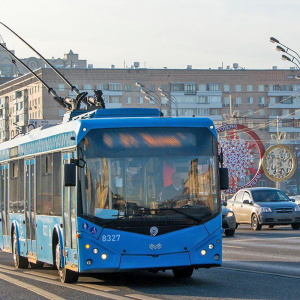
[274,208,293,214]
[278,219,292,222]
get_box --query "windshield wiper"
[157,207,201,222]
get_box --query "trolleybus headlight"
[101,253,108,260]
[214,254,220,261]
[85,244,90,249]
[201,250,207,256]
[93,248,99,254]
[208,244,214,250]
[86,259,92,266]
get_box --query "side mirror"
[64,163,76,186]
[219,168,229,190]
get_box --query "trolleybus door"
[0,164,9,250]
[62,152,77,268]
[24,159,37,256]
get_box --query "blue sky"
[1,0,300,69]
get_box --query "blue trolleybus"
[0,107,228,283]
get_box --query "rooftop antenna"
[0,22,105,110]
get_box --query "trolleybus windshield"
[79,127,220,226]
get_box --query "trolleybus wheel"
[12,231,28,269]
[29,261,44,269]
[55,243,78,283]
[172,267,193,278]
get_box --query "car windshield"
[78,127,220,225]
[252,190,290,202]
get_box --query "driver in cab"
[160,172,184,201]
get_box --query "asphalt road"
[0,225,299,300]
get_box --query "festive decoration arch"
[216,124,265,194]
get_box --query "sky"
[1,0,300,70]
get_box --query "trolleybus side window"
[36,152,62,216]
[9,160,24,213]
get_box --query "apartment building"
[1,67,300,189]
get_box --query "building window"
[125,97,132,104]
[171,84,184,91]
[184,84,196,95]
[97,84,106,91]
[137,97,143,104]
[208,96,221,103]
[282,85,291,91]
[270,97,276,105]
[247,85,253,92]
[84,84,92,90]
[108,83,122,91]
[58,84,64,91]
[292,84,300,91]
[208,83,221,91]
[149,84,155,92]
[111,97,119,103]
[224,85,230,92]
[196,108,209,115]
[248,109,254,116]
[282,109,290,116]
[160,85,168,91]
[211,109,220,115]
[224,97,230,106]
[259,97,265,105]
[259,110,265,116]
[236,97,242,106]
[235,85,242,92]
[124,84,131,92]
[198,96,207,104]
[247,97,253,104]
[258,85,265,92]
[269,109,277,116]
[259,180,266,187]
[198,84,206,92]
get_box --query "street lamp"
[135,82,162,111]
[270,37,300,74]
[158,87,179,117]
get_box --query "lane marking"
[77,283,118,292]
[126,294,163,300]
[25,271,59,280]
[0,268,139,300]
[219,266,300,280]
[225,236,300,243]
[0,272,66,300]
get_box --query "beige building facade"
[0,67,300,190]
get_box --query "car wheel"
[268,225,274,229]
[291,223,300,230]
[224,229,235,236]
[251,214,262,231]
[235,223,239,229]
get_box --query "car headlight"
[295,206,300,212]
[227,211,234,217]
[260,207,272,213]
